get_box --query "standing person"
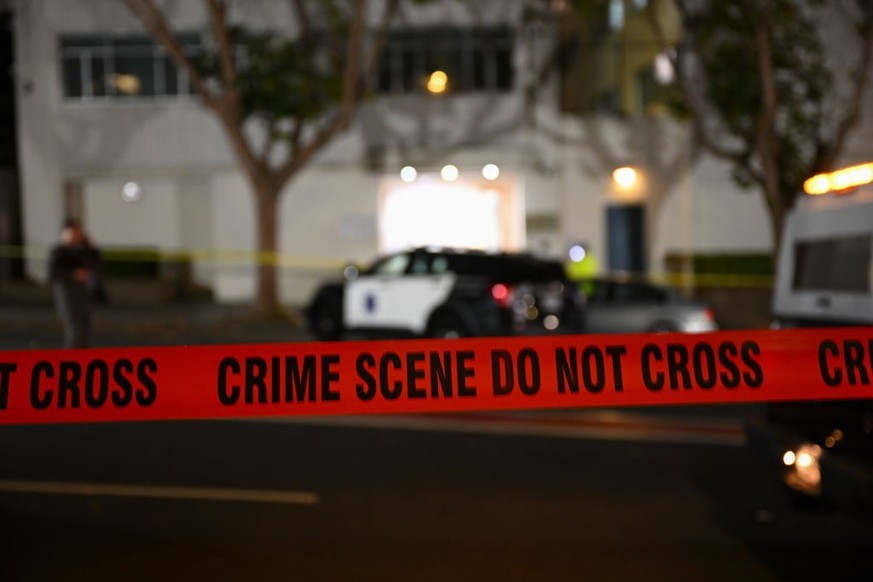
[49,218,99,348]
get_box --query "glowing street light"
[400,166,417,183]
[482,163,500,181]
[441,164,459,182]
[613,166,638,190]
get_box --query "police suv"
[749,162,873,517]
[306,248,586,341]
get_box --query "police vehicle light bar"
[803,162,873,195]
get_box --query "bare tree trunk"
[768,190,787,266]
[253,179,280,317]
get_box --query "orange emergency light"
[803,162,873,195]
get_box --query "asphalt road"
[2,306,873,580]
[1,418,873,581]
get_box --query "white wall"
[280,168,381,304]
[59,104,232,173]
[559,156,609,269]
[83,175,216,288]
[84,178,180,248]
[674,157,772,254]
[15,0,63,276]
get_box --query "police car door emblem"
[365,294,377,313]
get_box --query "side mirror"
[343,264,361,281]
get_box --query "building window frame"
[59,32,201,102]
[376,25,515,95]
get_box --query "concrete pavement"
[0,279,309,348]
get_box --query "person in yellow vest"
[565,242,600,299]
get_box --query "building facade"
[16,0,845,306]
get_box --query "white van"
[751,162,873,516]
[772,170,873,327]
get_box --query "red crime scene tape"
[1,328,872,425]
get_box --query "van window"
[612,281,667,302]
[793,235,872,293]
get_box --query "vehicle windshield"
[445,254,567,282]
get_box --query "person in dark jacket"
[48,218,102,348]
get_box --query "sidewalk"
[0,279,309,347]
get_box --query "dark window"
[611,282,667,303]
[793,235,872,293]
[410,252,430,275]
[444,254,565,282]
[376,26,514,94]
[62,56,81,97]
[60,33,201,100]
[88,55,107,97]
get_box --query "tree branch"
[339,0,365,122]
[289,118,304,155]
[274,0,366,187]
[655,3,748,166]
[579,117,624,172]
[320,0,345,72]
[205,0,238,103]
[753,3,781,208]
[364,0,401,83]
[275,118,347,186]
[120,0,215,108]
[290,0,313,41]
[122,0,263,180]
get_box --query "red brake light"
[491,283,514,308]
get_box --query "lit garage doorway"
[379,173,522,253]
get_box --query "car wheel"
[310,300,343,341]
[429,313,468,339]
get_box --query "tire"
[310,300,343,341]
[429,313,468,339]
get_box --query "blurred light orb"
[427,70,448,94]
[112,73,141,95]
[121,181,143,202]
[400,166,417,183]
[796,452,814,468]
[441,164,459,182]
[569,244,587,262]
[654,52,675,85]
[343,265,360,281]
[544,315,560,330]
[803,174,830,195]
[613,166,638,190]
[482,163,500,181]
[782,451,796,466]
